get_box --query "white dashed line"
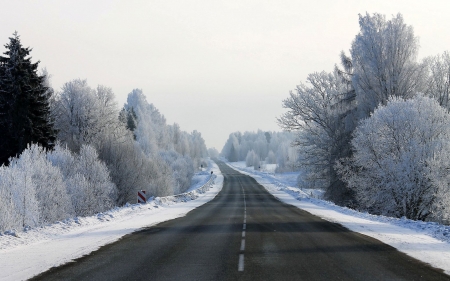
[238,254,244,271]
[240,239,245,251]
[238,177,247,272]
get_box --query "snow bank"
[227,161,450,275]
[0,162,223,281]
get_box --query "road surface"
[32,161,449,280]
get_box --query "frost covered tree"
[245,150,256,167]
[123,88,207,196]
[160,150,194,194]
[351,13,426,119]
[266,150,276,164]
[52,80,169,203]
[278,70,355,203]
[48,144,117,216]
[0,32,56,165]
[337,95,450,221]
[424,52,450,110]
[52,79,123,152]
[125,89,166,155]
[207,147,219,158]
[0,155,39,229]
[22,145,73,224]
[0,144,74,231]
[275,142,298,173]
[221,130,297,171]
[221,133,240,162]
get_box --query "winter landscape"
[2,1,450,280]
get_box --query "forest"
[0,33,208,232]
[278,13,450,224]
[221,130,298,173]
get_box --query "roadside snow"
[187,160,214,193]
[227,161,450,275]
[0,162,223,281]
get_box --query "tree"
[351,13,426,119]
[266,150,276,164]
[48,144,117,216]
[278,71,353,194]
[264,132,271,144]
[337,95,450,221]
[0,32,55,165]
[207,147,219,158]
[424,52,450,110]
[53,79,124,153]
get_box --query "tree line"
[221,130,298,172]
[0,33,208,232]
[279,13,450,223]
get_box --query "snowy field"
[0,162,224,281]
[227,161,450,275]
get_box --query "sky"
[1,0,449,150]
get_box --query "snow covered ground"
[0,161,223,281]
[186,160,214,193]
[227,161,450,275]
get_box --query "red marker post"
[137,190,146,204]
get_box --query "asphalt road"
[32,161,449,281]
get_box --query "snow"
[186,161,214,193]
[227,161,450,275]
[0,162,223,281]
[3,159,449,280]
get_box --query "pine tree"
[126,107,137,132]
[0,32,55,165]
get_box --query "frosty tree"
[351,13,426,119]
[424,52,450,110]
[337,95,450,221]
[278,70,355,203]
[0,32,56,165]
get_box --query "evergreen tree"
[126,107,137,132]
[0,32,55,165]
[119,106,137,139]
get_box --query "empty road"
[32,161,449,280]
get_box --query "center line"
[240,239,245,251]
[238,254,244,271]
[242,231,246,238]
[243,224,246,230]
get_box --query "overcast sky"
[1,1,449,149]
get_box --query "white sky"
[1,0,449,149]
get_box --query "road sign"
[138,190,146,203]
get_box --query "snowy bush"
[48,144,117,217]
[0,144,74,232]
[337,95,450,222]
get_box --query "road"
[32,161,449,280]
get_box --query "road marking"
[238,254,244,271]
[237,177,247,272]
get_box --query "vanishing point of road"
[32,161,449,280]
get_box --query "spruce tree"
[0,32,55,165]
